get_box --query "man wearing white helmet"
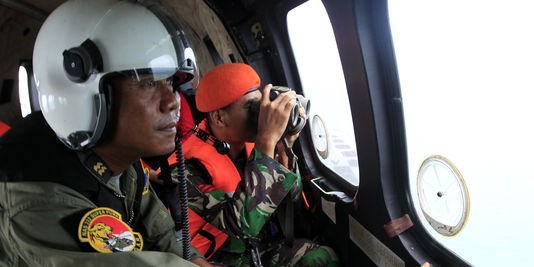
[0,0,211,266]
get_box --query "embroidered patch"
[78,207,143,253]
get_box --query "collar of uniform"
[78,150,114,183]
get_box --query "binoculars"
[249,86,310,136]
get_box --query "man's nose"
[159,82,179,112]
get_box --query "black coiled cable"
[175,137,191,260]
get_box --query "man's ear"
[209,109,227,127]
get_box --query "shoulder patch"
[78,207,143,253]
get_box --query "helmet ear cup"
[63,39,103,83]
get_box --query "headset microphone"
[189,125,230,155]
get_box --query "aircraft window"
[18,64,31,118]
[287,0,359,186]
[389,0,534,266]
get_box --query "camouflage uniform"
[182,146,339,266]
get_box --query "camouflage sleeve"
[185,148,301,238]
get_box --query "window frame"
[345,0,472,265]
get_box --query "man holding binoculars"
[176,63,338,266]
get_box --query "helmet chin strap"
[63,92,109,150]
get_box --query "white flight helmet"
[33,0,196,150]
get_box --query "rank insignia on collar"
[93,162,107,176]
[78,207,143,253]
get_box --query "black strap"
[283,138,298,171]
[197,229,217,258]
[281,138,296,246]
[131,161,147,228]
[152,156,183,231]
[247,237,263,267]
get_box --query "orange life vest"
[180,119,254,258]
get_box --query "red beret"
[196,63,260,112]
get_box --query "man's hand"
[254,84,297,158]
[191,257,214,267]
[274,101,307,168]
